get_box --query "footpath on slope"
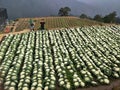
[0,29,30,41]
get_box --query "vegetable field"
[0,25,120,90]
[15,17,104,31]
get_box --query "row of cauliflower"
[0,25,120,90]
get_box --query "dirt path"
[0,29,30,41]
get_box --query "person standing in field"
[29,19,34,31]
[40,19,45,30]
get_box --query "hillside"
[0,25,120,90]
[0,16,104,42]
[15,16,104,31]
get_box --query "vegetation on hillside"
[0,25,120,90]
[15,17,104,32]
[80,11,120,24]
[57,7,120,24]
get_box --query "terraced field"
[0,25,120,90]
[15,17,104,31]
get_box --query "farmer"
[29,19,34,31]
[40,19,45,30]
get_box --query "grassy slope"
[15,16,104,31]
[0,16,104,42]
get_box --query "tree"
[80,14,88,19]
[115,17,120,24]
[58,7,71,16]
[103,11,117,23]
[94,14,103,22]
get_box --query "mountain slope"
[15,16,104,31]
